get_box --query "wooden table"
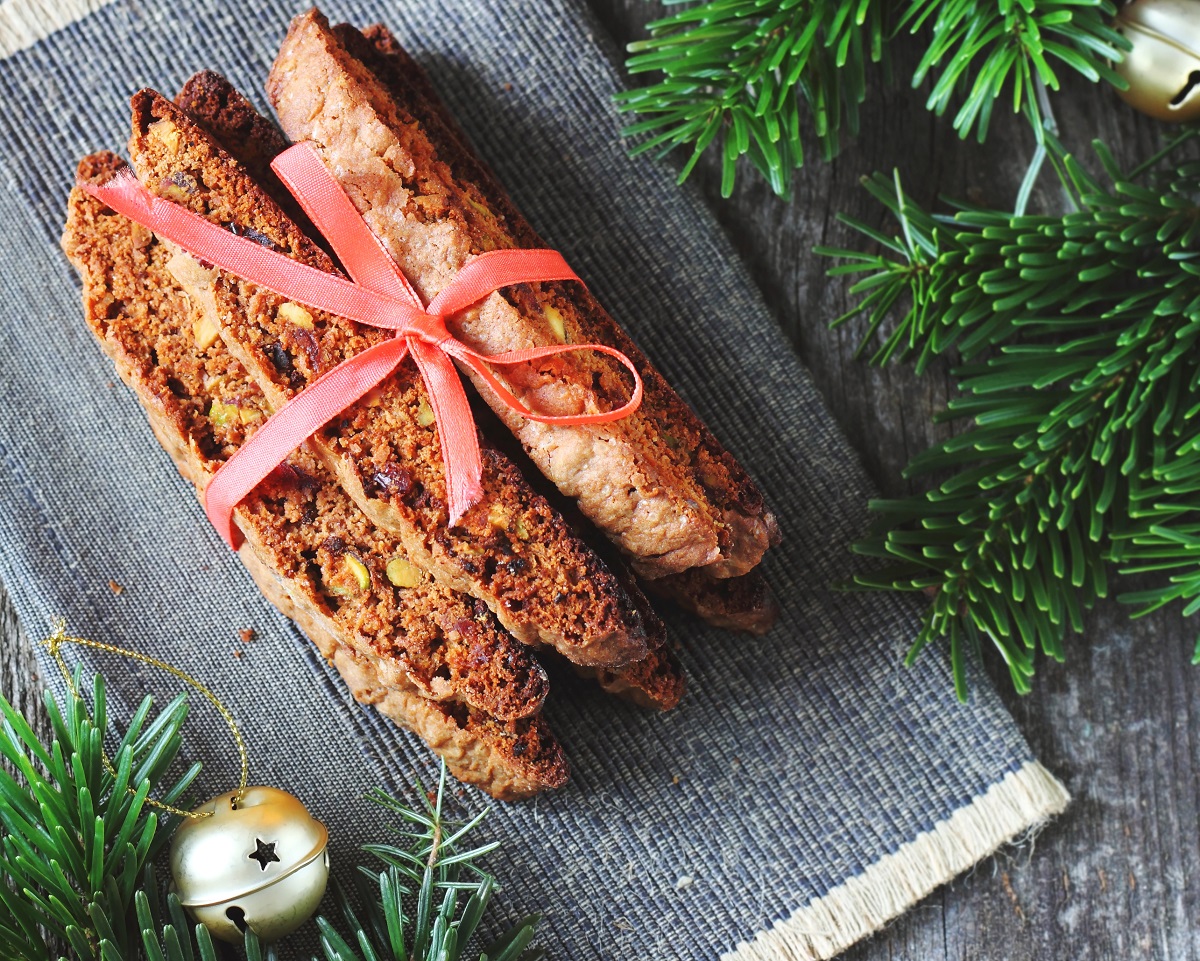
[2,4,1193,958]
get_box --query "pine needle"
[616,0,1130,197]
[822,132,1200,698]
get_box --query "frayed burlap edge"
[723,761,1069,961]
[0,0,114,58]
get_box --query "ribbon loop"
[82,142,643,547]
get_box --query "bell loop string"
[40,619,249,819]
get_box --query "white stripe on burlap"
[724,761,1069,961]
[0,0,114,58]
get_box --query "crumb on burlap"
[107,579,124,595]
[233,650,244,659]
[239,628,256,643]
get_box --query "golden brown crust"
[63,154,568,797]
[174,72,299,217]
[125,88,654,668]
[268,11,780,579]
[646,568,780,635]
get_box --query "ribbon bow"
[84,143,642,546]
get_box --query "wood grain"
[589,4,1200,960]
[0,585,48,746]
[2,4,1197,959]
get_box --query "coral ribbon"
[83,143,642,547]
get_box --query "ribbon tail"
[271,144,423,307]
[443,339,645,426]
[204,338,410,547]
[409,339,484,526]
[425,248,581,317]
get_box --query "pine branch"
[902,0,1127,143]
[0,663,270,961]
[819,130,1200,371]
[312,768,543,961]
[818,134,1200,695]
[0,672,201,961]
[616,0,887,198]
[616,0,1129,197]
[1,670,537,960]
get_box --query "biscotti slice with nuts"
[238,543,567,801]
[173,69,324,250]
[126,88,656,669]
[174,70,687,712]
[64,153,568,798]
[337,23,778,631]
[268,10,780,580]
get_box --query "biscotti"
[323,23,778,632]
[63,152,568,798]
[175,70,689,714]
[267,10,780,580]
[173,69,323,248]
[238,544,567,801]
[647,569,780,636]
[127,88,656,669]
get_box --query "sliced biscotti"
[175,72,687,717]
[344,25,779,634]
[268,10,780,579]
[126,88,655,668]
[63,151,568,796]
[174,69,323,247]
[64,153,567,797]
[647,569,780,636]
[61,152,548,722]
[238,544,567,801]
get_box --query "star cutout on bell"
[248,838,280,870]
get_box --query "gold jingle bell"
[1114,0,1200,122]
[170,786,330,943]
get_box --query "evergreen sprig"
[0,670,539,960]
[903,0,1126,142]
[615,0,1128,197]
[0,672,200,960]
[817,132,1200,696]
[313,772,542,961]
[616,0,887,198]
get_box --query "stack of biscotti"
[176,70,687,713]
[267,10,781,623]
[63,80,681,800]
[65,153,573,800]
[63,10,779,798]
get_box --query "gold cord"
[42,619,248,819]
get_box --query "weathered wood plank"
[0,584,48,745]
[591,4,1200,960]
